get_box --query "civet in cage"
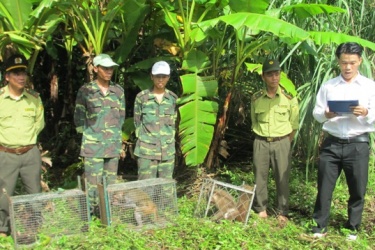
[8,189,89,248]
[100,178,178,229]
[195,179,256,225]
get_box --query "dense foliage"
[0,0,375,248]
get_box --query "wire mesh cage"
[8,189,89,248]
[99,178,178,229]
[195,179,256,225]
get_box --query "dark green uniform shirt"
[251,87,299,137]
[134,88,177,160]
[0,86,44,147]
[74,81,125,158]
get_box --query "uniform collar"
[92,80,116,92]
[2,85,26,99]
[337,72,363,86]
[262,86,281,97]
[148,88,172,99]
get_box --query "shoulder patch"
[251,90,264,102]
[25,88,40,98]
[281,88,293,100]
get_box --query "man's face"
[94,65,114,81]
[151,74,170,91]
[338,53,362,82]
[262,70,280,89]
[6,69,27,90]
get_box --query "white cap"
[93,54,119,67]
[151,61,170,75]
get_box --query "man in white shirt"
[312,42,375,240]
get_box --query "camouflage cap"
[4,54,28,72]
[262,59,281,73]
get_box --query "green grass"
[1,168,374,250]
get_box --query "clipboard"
[327,100,358,113]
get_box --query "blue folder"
[327,100,358,113]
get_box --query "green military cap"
[262,58,281,73]
[4,54,28,72]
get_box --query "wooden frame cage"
[8,189,89,248]
[98,178,178,229]
[195,179,256,225]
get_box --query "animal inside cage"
[195,179,256,225]
[99,178,178,229]
[8,189,89,248]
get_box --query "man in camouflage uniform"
[250,58,299,223]
[0,54,45,236]
[74,54,125,215]
[134,61,178,180]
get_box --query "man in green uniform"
[0,54,45,236]
[134,61,178,180]
[250,59,299,222]
[74,54,125,216]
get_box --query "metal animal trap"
[195,179,256,225]
[8,189,89,248]
[98,178,178,229]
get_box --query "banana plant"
[0,0,64,73]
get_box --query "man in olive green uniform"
[0,54,45,236]
[250,59,299,222]
[74,54,125,215]
[134,61,178,180]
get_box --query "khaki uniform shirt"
[251,87,299,137]
[0,86,44,147]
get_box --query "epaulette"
[113,83,124,92]
[25,88,40,98]
[167,89,178,100]
[251,90,264,102]
[281,88,293,100]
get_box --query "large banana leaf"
[309,31,375,52]
[194,12,310,43]
[178,74,218,166]
[282,4,346,20]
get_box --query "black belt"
[255,135,288,142]
[326,133,369,144]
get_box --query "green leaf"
[309,31,375,52]
[229,0,269,14]
[0,0,32,30]
[178,74,218,166]
[282,4,346,20]
[122,118,135,141]
[181,50,211,73]
[196,12,310,43]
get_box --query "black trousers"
[312,138,369,233]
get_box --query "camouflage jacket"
[74,81,126,157]
[133,88,178,160]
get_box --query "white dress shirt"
[313,73,375,138]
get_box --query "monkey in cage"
[210,188,240,221]
[235,184,254,223]
[209,185,254,223]
[111,188,158,227]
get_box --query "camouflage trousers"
[137,158,174,180]
[84,157,118,207]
